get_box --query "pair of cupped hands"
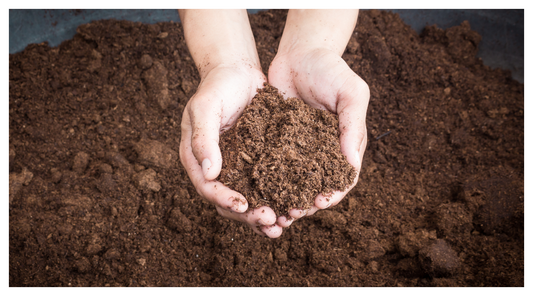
[178,10,370,238]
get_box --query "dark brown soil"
[218,83,357,217]
[9,9,523,287]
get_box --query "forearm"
[178,9,261,78]
[277,9,359,56]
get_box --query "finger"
[217,206,281,238]
[315,189,349,209]
[217,206,277,227]
[336,73,370,172]
[276,215,294,227]
[315,170,361,210]
[185,95,224,181]
[289,208,309,220]
[306,205,319,217]
[260,224,283,238]
[180,113,248,213]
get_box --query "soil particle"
[274,249,288,262]
[211,254,233,277]
[396,229,432,258]
[433,203,473,236]
[72,151,90,174]
[134,138,178,169]
[75,257,92,273]
[49,168,63,183]
[167,207,193,233]
[86,235,104,256]
[106,151,132,172]
[99,163,114,174]
[96,173,117,193]
[473,176,523,236]
[310,250,341,274]
[361,35,392,73]
[396,257,423,278]
[137,258,147,266]
[444,21,482,66]
[9,167,33,204]
[357,239,386,262]
[9,145,16,168]
[142,60,170,110]
[368,261,380,273]
[219,83,357,217]
[418,239,461,277]
[133,168,161,192]
[134,164,146,172]
[61,193,92,208]
[312,210,347,229]
[104,248,121,260]
[138,54,153,69]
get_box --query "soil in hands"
[9,9,523,287]
[218,83,357,217]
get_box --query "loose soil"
[218,83,357,217]
[9,9,523,287]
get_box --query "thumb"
[187,96,223,181]
[336,73,370,173]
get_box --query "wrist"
[179,9,262,79]
[277,9,358,57]
[199,55,262,80]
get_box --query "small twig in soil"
[240,151,253,164]
[375,130,392,140]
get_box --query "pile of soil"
[9,9,523,287]
[218,83,357,217]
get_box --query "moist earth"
[9,9,524,286]
[218,83,357,217]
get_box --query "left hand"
[268,46,370,226]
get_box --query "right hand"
[179,63,284,238]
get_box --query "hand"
[268,46,369,224]
[179,64,284,238]
[178,9,284,238]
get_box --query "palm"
[268,49,352,112]
[192,65,266,132]
[268,47,369,214]
[180,65,286,238]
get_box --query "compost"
[218,83,357,217]
[9,9,523,286]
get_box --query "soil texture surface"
[9,10,523,287]
[219,83,357,217]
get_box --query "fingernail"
[201,158,211,177]
[231,197,247,213]
[257,219,266,226]
[325,202,332,209]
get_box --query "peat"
[218,83,357,217]
[9,9,523,287]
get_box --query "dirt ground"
[9,9,524,287]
